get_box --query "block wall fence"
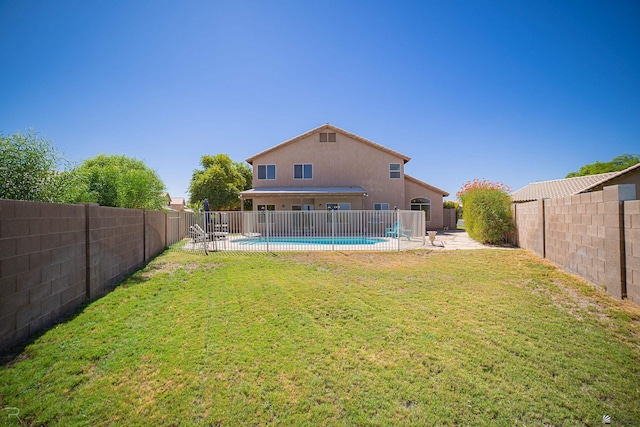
[511,184,639,305]
[0,200,192,353]
[442,208,457,230]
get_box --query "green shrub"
[457,179,513,244]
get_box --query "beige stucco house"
[239,124,449,229]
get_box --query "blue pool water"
[238,236,387,245]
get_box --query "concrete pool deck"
[180,230,502,252]
[421,230,500,250]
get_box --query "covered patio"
[239,186,369,211]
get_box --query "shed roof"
[511,162,640,202]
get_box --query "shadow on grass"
[0,249,171,367]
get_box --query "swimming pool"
[237,236,388,245]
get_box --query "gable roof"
[405,174,449,197]
[246,123,411,165]
[511,162,640,202]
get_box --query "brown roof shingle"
[511,162,640,202]
[510,172,618,202]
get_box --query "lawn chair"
[385,222,413,241]
[399,226,413,241]
[190,224,208,243]
[385,222,401,237]
[194,223,228,240]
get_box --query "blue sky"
[1,0,639,202]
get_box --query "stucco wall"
[591,171,640,200]
[404,178,444,229]
[252,196,366,211]
[251,131,407,209]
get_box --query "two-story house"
[239,124,449,229]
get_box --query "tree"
[566,154,639,178]
[0,130,81,203]
[73,154,166,209]
[1,130,60,201]
[457,179,513,244]
[189,154,252,210]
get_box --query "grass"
[1,249,639,426]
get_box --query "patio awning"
[240,186,368,198]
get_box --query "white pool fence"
[170,210,426,252]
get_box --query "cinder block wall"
[625,200,640,305]
[145,210,167,260]
[513,200,544,257]
[1,201,87,350]
[87,205,145,299]
[442,208,457,230]
[512,184,638,303]
[1,200,173,352]
[545,192,607,289]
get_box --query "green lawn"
[1,249,639,426]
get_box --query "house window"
[319,132,336,142]
[374,203,390,210]
[326,203,351,224]
[326,203,350,210]
[257,204,275,223]
[257,164,276,180]
[389,163,401,179]
[411,198,431,221]
[294,164,313,180]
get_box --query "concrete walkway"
[423,230,503,250]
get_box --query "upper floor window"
[294,164,313,180]
[319,132,336,143]
[373,203,390,210]
[257,164,276,180]
[389,163,401,179]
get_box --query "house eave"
[246,123,411,164]
[404,174,449,197]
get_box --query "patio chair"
[194,223,228,240]
[385,222,412,241]
[385,222,401,237]
[190,225,208,243]
[399,226,413,241]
